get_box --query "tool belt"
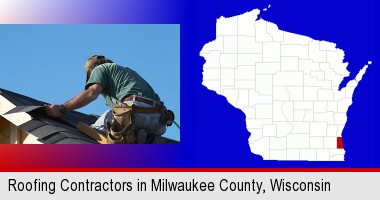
[129,105,175,126]
[123,95,174,125]
[107,97,175,144]
[124,95,161,107]
[106,106,136,144]
[159,106,175,126]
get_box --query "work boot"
[152,135,166,144]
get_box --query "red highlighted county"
[200,6,371,161]
[337,137,344,149]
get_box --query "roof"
[0,88,179,144]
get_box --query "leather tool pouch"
[159,106,175,126]
[107,106,136,144]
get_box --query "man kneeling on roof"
[45,55,173,144]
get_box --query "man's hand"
[44,84,102,118]
[44,104,62,118]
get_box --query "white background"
[0,172,378,199]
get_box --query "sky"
[0,24,180,141]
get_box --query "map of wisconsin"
[200,8,370,161]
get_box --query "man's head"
[84,55,113,82]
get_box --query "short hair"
[84,55,113,82]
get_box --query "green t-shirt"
[86,63,160,108]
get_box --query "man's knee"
[154,124,166,135]
[135,129,148,144]
[151,135,166,144]
[91,109,112,134]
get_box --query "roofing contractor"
[8,178,133,194]
[44,55,174,144]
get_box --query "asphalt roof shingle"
[1,88,100,144]
[0,88,179,144]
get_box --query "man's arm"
[45,84,102,118]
